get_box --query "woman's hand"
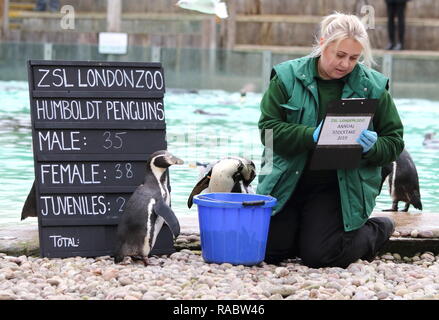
[313,121,323,143]
[357,130,378,153]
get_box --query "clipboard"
[309,98,378,170]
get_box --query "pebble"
[0,248,438,300]
[274,267,289,277]
[410,230,419,238]
[418,230,434,238]
[420,253,435,262]
[377,291,389,300]
[381,254,395,260]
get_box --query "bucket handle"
[197,195,266,206]
[242,200,266,207]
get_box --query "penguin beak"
[188,162,197,168]
[241,162,256,183]
[167,155,184,166]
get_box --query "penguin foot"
[382,208,398,212]
[124,257,134,265]
[114,255,124,264]
[115,256,132,265]
[131,255,149,266]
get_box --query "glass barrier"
[1,42,439,100]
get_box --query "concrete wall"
[59,0,439,18]
[4,0,439,50]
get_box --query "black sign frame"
[28,60,175,258]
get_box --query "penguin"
[188,161,211,181]
[167,88,199,94]
[239,82,255,104]
[114,150,184,265]
[379,148,423,212]
[193,109,227,116]
[423,132,439,149]
[187,156,256,208]
[21,181,37,220]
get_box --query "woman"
[257,13,404,268]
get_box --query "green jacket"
[257,56,404,232]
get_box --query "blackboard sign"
[27,60,175,258]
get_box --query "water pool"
[0,81,438,227]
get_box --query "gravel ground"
[1,247,439,300]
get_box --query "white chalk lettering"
[77,69,87,87]
[40,163,101,185]
[154,70,164,90]
[40,164,50,184]
[95,68,107,87]
[38,131,81,151]
[36,69,50,88]
[49,235,79,248]
[35,99,165,121]
[145,71,154,89]
[105,100,164,121]
[44,68,74,88]
[35,99,101,121]
[87,69,96,87]
[124,69,134,88]
[52,68,64,87]
[40,195,107,216]
[74,68,163,89]
[135,70,144,88]
[36,68,162,89]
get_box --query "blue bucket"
[193,193,277,266]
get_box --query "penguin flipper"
[21,181,37,220]
[154,200,180,238]
[187,175,211,208]
[379,164,392,195]
[401,185,423,211]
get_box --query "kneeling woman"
[257,12,404,268]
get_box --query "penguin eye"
[154,156,169,168]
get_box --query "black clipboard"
[309,98,378,170]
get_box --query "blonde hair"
[309,12,375,67]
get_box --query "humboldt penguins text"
[35,99,164,121]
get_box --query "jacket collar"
[295,56,317,87]
[344,63,372,98]
[296,56,372,98]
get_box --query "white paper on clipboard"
[317,115,372,146]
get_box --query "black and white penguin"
[187,156,256,208]
[380,148,423,212]
[114,150,184,265]
[193,109,227,116]
[21,181,37,220]
[423,132,439,149]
